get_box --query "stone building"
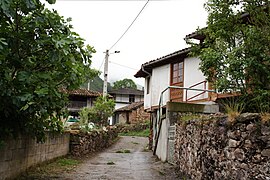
[113,101,150,124]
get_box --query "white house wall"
[144,64,170,109]
[135,95,143,102]
[115,103,129,110]
[115,94,129,103]
[183,57,208,101]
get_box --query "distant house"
[113,101,150,124]
[61,88,103,116]
[108,88,144,110]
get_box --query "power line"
[109,61,138,70]
[109,0,150,50]
[98,57,105,72]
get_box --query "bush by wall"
[175,113,270,179]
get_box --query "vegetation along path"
[21,136,178,179]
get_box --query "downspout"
[141,65,152,111]
[141,65,156,151]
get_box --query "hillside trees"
[113,78,137,89]
[0,0,98,141]
[190,0,270,112]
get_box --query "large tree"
[190,0,270,112]
[113,78,137,90]
[0,0,98,141]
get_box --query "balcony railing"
[185,80,207,102]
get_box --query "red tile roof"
[134,47,191,78]
[108,88,144,96]
[61,88,103,97]
[114,101,144,112]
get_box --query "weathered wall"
[0,133,70,180]
[118,112,127,124]
[183,57,208,101]
[144,64,170,109]
[70,127,118,156]
[129,106,150,124]
[175,113,270,179]
[116,123,149,133]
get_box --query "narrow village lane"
[62,136,178,180]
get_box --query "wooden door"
[170,61,184,102]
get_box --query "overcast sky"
[46,0,208,86]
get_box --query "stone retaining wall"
[70,127,118,156]
[116,123,149,133]
[0,133,70,180]
[175,113,270,179]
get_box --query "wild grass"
[107,161,115,165]
[261,112,270,124]
[115,149,131,153]
[119,128,150,137]
[20,156,81,179]
[222,98,245,123]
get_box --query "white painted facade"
[144,57,209,111]
[114,94,144,110]
[183,57,208,101]
[144,64,170,109]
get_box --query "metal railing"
[185,80,207,102]
[153,85,215,155]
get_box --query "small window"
[129,94,135,103]
[171,62,184,84]
[146,77,150,94]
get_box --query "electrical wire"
[98,57,105,72]
[109,61,138,70]
[109,0,150,50]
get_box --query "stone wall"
[70,127,118,156]
[116,123,149,133]
[0,133,70,180]
[129,106,150,124]
[175,113,270,179]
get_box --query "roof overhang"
[134,47,191,78]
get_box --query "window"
[146,77,150,94]
[171,62,184,84]
[129,94,135,103]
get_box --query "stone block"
[233,148,245,161]
[261,126,270,136]
[261,149,270,157]
[228,139,240,148]
[237,113,260,123]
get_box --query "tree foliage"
[0,0,98,141]
[189,0,270,112]
[79,96,115,126]
[113,78,137,90]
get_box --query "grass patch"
[20,156,81,179]
[115,149,131,153]
[35,157,80,172]
[107,161,115,165]
[119,128,150,137]
[180,114,201,121]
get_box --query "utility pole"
[103,50,109,97]
[103,50,120,97]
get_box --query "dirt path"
[61,136,178,180]
[20,136,179,180]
